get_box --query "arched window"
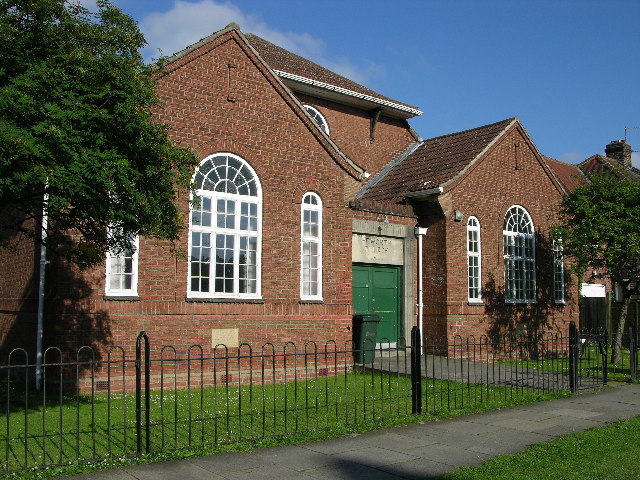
[301,192,322,300]
[503,206,535,303]
[188,153,261,298]
[467,216,481,302]
[303,105,330,135]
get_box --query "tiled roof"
[244,34,419,114]
[579,155,640,181]
[544,156,587,193]
[358,118,515,203]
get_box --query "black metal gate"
[569,322,608,392]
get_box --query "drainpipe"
[35,190,48,391]
[414,226,428,341]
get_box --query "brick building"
[0,24,579,359]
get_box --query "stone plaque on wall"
[212,328,239,348]
[352,233,403,265]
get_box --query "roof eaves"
[275,70,423,118]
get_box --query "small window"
[467,216,482,302]
[553,239,565,304]
[503,205,536,303]
[301,192,322,300]
[303,105,330,135]
[106,231,139,296]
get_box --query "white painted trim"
[275,70,423,117]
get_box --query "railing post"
[569,322,578,393]
[630,323,637,383]
[602,329,608,385]
[410,326,422,414]
[135,331,150,455]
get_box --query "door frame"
[351,219,415,347]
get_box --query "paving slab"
[377,457,456,479]
[330,445,419,468]
[122,461,224,480]
[249,445,340,471]
[304,461,404,480]
[219,463,316,480]
[403,442,492,467]
[190,451,272,473]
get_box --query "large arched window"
[188,153,261,298]
[300,192,322,300]
[467,216,481,302]
[503,206,535,303]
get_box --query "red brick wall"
[0,219,40,356]
[296,93,419,175]
[421,125,579,340]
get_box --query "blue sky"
[96,0,640,166]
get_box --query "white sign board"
[580,283,606,298]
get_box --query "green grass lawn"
[0,371,566,476]
[440,415,640,480]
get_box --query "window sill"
[185,297,264,304]
[103,295,140,301]
[299,299,324,304]
[555,301,566,306]
[467,300,484,306]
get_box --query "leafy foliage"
[0,0,197,265]
[553,174,640,298]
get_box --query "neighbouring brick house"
[0,24,580,360]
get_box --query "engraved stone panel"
[352,234,403,265]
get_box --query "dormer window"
[303,105,330,135]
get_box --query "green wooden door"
[352,264,401,344]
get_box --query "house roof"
[544,156,587,194]
[244,34,422,119]
[579,154,640,181]
[357,118,516,203]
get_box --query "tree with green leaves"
[0,0,197,266]
[553,173,640,363]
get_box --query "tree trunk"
[611,295,631,364]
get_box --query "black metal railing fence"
[0,322,635,474]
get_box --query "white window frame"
[303,105,330,135]
[553,239,565,304]
[105,232,139,297]
[300,192,323,300]
[467,216,482,302]
[503,205,536,303]
[188,153,262,299]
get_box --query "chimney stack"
[605,140,632,169]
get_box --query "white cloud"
[633,152,640,169]
[138,0,367,83]
[558,152,584,164]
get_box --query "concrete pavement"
[57,384,640,479]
